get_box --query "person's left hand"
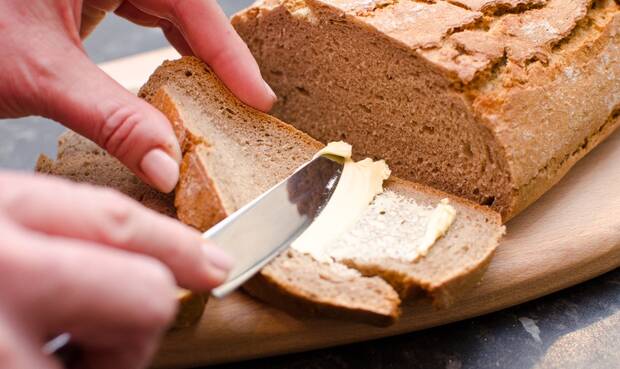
[0,0,276,193]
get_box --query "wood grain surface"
[99,48,620,369]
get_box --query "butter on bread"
[292,141,392,263]
[294,141,457,265]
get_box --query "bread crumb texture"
[233,0,620,219]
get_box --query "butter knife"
[208,155,343,298]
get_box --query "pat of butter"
[417,198,457,257]
[291,141,391,262]
[314,140,352,160]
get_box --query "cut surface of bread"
[136,57,505,324]
[232,0,620,220]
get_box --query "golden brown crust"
[244,273,399,326]
[149,88,229,230]
[233,0,620,220]
[139,56,325,154]
[428,247,496,308]
[509,110,620,217]
[175,148,229,230]
[173,290,208,329]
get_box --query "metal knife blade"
[207,156,343,298]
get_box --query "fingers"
[7,1,182,192]
[132,0,277,111]
[114,2,193,56]
[159,20,194,56]
[115,0,276,110]
[33,39,181,193]
[81,3,107,38]
[0,223,175,369]
[0,314,61,369]
[2,224,176,338]
[114,1,160,27]
[0,173,232,291]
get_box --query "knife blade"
[207,155,344,298]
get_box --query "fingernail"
[263,80,277,103]
[203,243,234,272]
[140,149,179,193]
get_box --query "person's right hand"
[0,172,233,369]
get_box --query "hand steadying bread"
[0,1,279,368]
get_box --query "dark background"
[0,1,618,368]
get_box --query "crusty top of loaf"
[242,0,618,84]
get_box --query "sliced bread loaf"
[135,57,505,324]
[38,56,504,326]
[232,0,620,220]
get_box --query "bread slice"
[232,0,620,220]
[135,56,504,324]
[36,132,176,217]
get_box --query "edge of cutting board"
[100,48,620,369]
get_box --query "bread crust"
[244,271,399,326]
[232,0,620,220]
[150,88,229,230]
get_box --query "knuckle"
[209,45,237,70]
[98,189,139,246]
[11,48,72,117]
[98,105,144,157]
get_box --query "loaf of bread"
[232,0,620,219]
[137,57,504,325]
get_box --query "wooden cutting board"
[100,49,620,369]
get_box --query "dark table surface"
[0,1,618,368]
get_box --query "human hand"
[0,0,276,193]
[0,172,233,369]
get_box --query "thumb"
[40,46,181,193]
